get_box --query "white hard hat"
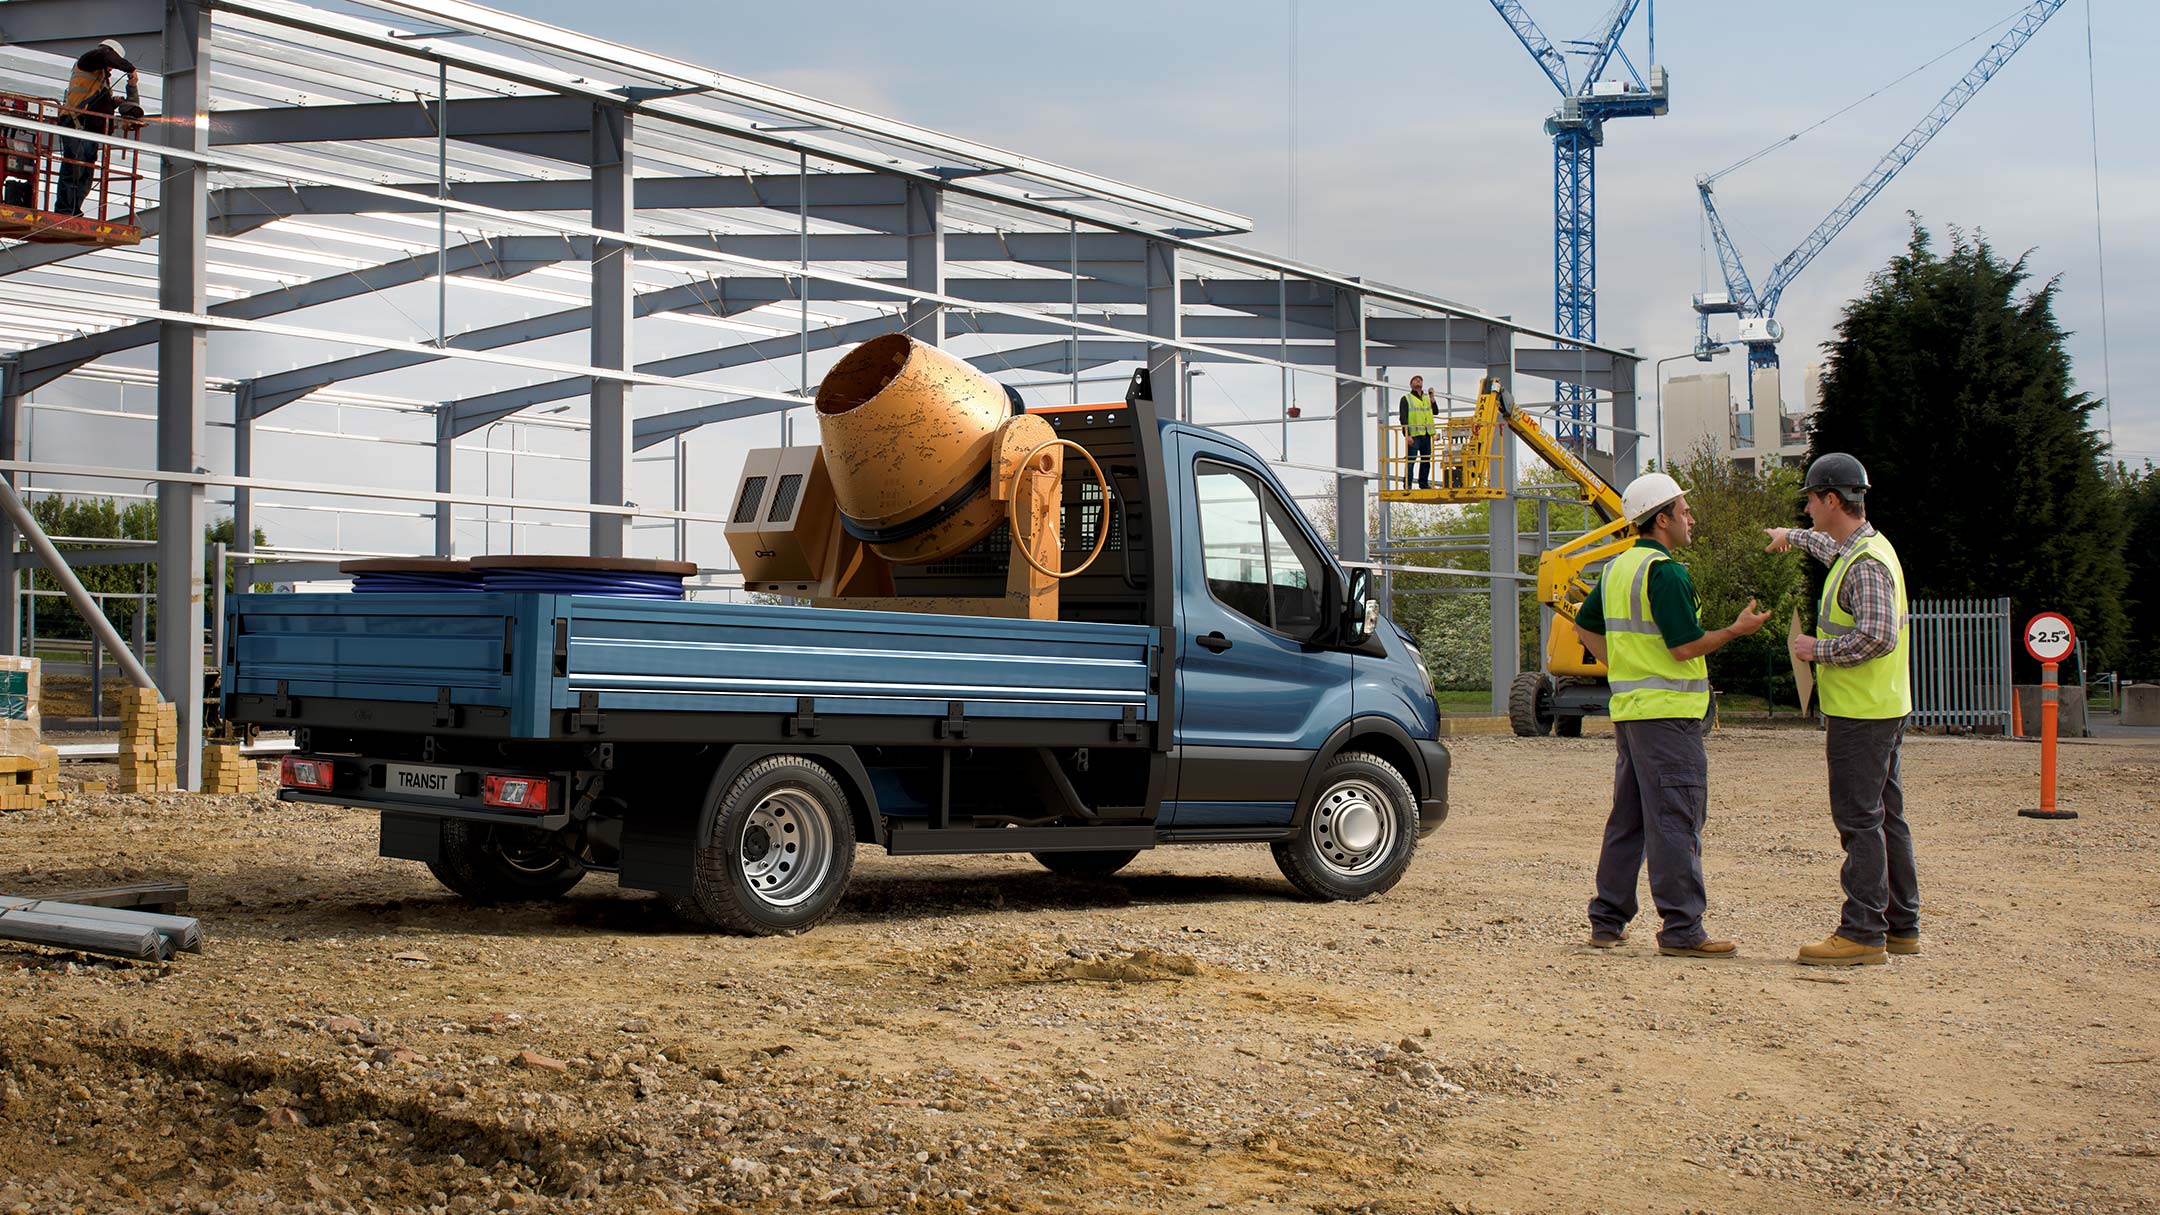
[98,38,126,59]
[1621,472,1686,528]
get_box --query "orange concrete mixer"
[725,335,1107,621]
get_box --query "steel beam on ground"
[1335,287,1368,563]
[903,180,944,344]
[1486,322,1519,716]
[588,106,633,556]
[156,0,211,793]
[1146,242,1181,421]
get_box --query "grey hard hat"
[1804,452,1869,504]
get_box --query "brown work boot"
[1796,934,1888,967]
[1657,938,1737,959]
[1587,930,1627,949]
[1887,934,1920,956]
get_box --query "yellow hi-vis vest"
[63,67,107,116]
[1403,392,1435,437]
[1815,532,1911,719]
[1601,543,1709,721]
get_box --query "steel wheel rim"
[490,830,565,875]
[1310,778,1398,878]
[739,786,832,907]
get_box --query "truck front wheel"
[1272,752,1418,901]
[428,820,587,903]
[689,755,857,936]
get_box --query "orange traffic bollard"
[2020,659,2077,820]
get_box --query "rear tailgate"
[225,593,543,736]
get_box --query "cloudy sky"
[505,0,2150,461]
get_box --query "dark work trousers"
[54,132,96,216]
[1406,433,1432,489]
[1824,715,1917,946]
[1588,714,1709,948]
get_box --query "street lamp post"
[1653,346,1729,469]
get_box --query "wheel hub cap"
[738,787,834,909]
[1334,802,1382,853]
[1311,777,1399,879]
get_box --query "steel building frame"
[0,0,1639,786]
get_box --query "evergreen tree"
[2119,463,2160,679]
[1670,443,1808,704]
[1808,220,2127,676]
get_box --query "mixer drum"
[815,333,1014,565]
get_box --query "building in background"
[1661,362,1820,471]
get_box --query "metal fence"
[1908,597,2012,731]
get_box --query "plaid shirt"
[1790,524,1898,666]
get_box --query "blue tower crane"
[1693,0,2065,413]
[1487,0,1669,445]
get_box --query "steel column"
[0,363,19,656]
[1486,321,1519,713]
[1610,352,1639,487]
[434,406,455,556]
[587,106,633,556]
[1333,287,1367,562]
[231,384,254,562]
[156,0,211,790]
[903,180,944,345]
[1145,241,1181,421]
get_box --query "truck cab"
[228,369,1448,935]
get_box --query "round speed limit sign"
[2024,612,2076,664]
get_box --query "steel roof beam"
[458,313,903,438]
[486,231,1144,270]
[0,0,168,69]
[10,236,554,394]
[207,172,908,229]
[211,95,598,164]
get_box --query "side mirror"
[1343,567,1378,646]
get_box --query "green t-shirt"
[1577,539,1706,649]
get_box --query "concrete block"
[2123,683,2160,728]
[2014,685,2088,738]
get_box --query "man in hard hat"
[1576,472,1769,958]
[1765,452,1914,967]
[1398,376,1436,490]
[53,39,138,217]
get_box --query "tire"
[1509,671,1553,737]
[1032,849,1141,879]
[1271,752,1419,901]
[427,820,587,903]
[688,755,857,936]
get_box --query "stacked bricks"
[0,747,60,812]
[0,658,57,811]
[201,742,260,795]
[118,687,179,793]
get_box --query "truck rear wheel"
[689,755,857,936]
[428,820,587,903]
[1272,752,1418,901]
[1032,849,1141,879]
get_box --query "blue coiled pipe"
[476,568,687,600]
[350,571,484,594]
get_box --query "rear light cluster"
[280,756,337,790]
[482,774,551,812]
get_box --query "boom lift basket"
[0,90,144,247]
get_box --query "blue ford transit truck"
[225,371,1448,934]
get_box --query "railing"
[0,89,144,225]
[1378,421,1503,499]
[1907,596,2012,732]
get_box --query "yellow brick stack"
[0,657,49,811]
[201,742,260,795]
[117,687,178,793]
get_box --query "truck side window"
[1195,460,1324,636]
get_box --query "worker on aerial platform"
[54,39,139,217]
[1398,375,1436,490]
[1,95,33,208]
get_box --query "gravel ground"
[1,728,2156,1215]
